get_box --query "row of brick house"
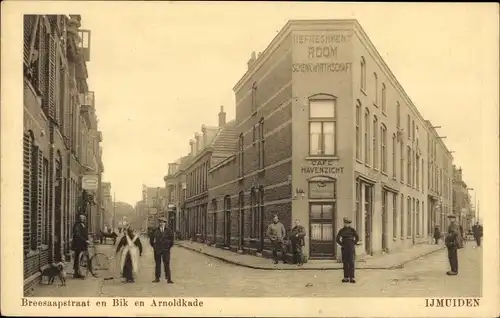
[23,15,105,294]
[162,19,474,262]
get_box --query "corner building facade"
[207,19,454,261]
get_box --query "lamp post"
[467,188,475,223]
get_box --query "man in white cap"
[445,214,460,275]
[336,217,359,283]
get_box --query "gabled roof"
[211,120,237,154]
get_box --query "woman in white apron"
[116,227,143,283]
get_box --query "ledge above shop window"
[305,156,339,161]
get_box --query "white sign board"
[82,175,99,190]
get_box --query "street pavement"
[31,237,482,297]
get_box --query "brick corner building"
[165,19,460,262]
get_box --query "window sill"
[237,177,244,183]
[381,171,388,177]
[356,159,364,165]
[393,237,398,241]
[365,163,371,168]
[400,237,405,240]
[392,176,396,180]
[251,111,257,117]
[382,111,387,117]
[360,88,367,96]
[373,102,379,108]
[306,156,339,160]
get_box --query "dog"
[40,262,66,286]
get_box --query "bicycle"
[78,241,112,279]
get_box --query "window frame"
[373,115,378,169]
[381,83,387,114]
[308,96,337,157]
[360,56,366,92]
[373,72,379,106]
[355,100,362,161]
[381,124,387,173]
[364,108,370,165]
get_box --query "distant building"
[452,166,472,231]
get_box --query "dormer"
[189,139,195,156]
[195,133,202,152]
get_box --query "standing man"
[71,214,89,279]
[472,221,483,247]
[266,215,287,264]
[149,217,174,283]
[289,219,306,266]
[445,214,460,275]
[336,217,359,283]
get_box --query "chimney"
[218,105,226,127]
[201,125,208,147]
[195,133,202,152]
[247,51,257,70]
[189,139,195,156]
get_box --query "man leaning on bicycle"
[72,214,90,279]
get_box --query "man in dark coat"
[445,214,460,275]
[71,214,89,279]
[433,224,441,244]
[149,217,174,283]
[336,217,359,283]
[289,219,306,266]
[472,222,483,247]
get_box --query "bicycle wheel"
[79,252,90,277]
[90,253,111,278]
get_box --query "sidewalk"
[176,241,445,270]
[28,243,118,297]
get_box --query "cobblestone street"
[31,237,482,298]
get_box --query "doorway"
[224,210,231,247]
[364,184,373,255]
[239,192,244,250]
[309,203,336,259]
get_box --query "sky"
[74,2,497,206]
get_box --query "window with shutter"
[42,158,49,245]
[30,144,39,250]
[24,16,34,63]
[58,57,66,130]
[23,133,32,254]
[38,21,49,110]
[37,149,43,249]
[48,34,57,119]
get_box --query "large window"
[211,199,217,242]
[392,134,397,178]
[381,83,387,113]
[356,100,361,160]
[381,124,387,173]
[392,194,397,239]
[400,141,404,182]
[416,154,420,189]
[373,116,378,169]
[238,134,244,177]
[309,98,336,156]
[373,73,379,105]
[360,57,366,91]
[400,194,404,238]
[364,108,370,164]
[258,117,265,169]
[407,197,412,237]
[416,199,420,235]
[407,146,411,185]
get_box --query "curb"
[176,243,446,271]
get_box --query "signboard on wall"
[82,175,98,190]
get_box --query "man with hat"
[445,214,460,275]
[149,216,174,283]
[335,217,359,283]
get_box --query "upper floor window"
[412,120,415,142]
[309,97,336,156]
[251,82,258,114]
[258,117,265,169]
[381,83,387,113]
[360,57,366,91]
[400,141,405,182]
[373,116,378,168]
[407,146,411,185]
[364,108,370,164]
[238,133,244,177]
[396,102,401,128]
[381,124,387,173]
[392,134,397,178]
[373,73,379,105]
[407,114,411,140]
[355,100,362,160]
